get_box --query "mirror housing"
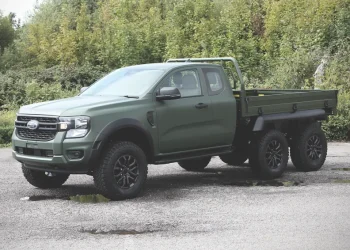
[80,86,88,94]
[156,87,181,101]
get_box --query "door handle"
[195,103,208,109]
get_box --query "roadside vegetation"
[0,0,349,145]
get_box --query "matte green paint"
[11,58,338,173]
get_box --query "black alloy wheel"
[93,141,148,200]
[306,135,323,160]
[249,129,289,179]
[265,140,283,170]
[114,155,139,189]
[290,122,327,172]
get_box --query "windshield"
[81,67,165,97]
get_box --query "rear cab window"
[202,68,224,95]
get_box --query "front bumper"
[12,130,99,174]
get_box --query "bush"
[0,110,16,126]
[0,73,26,110]
[3,64,107,87]
[0,110,16,146]
[0,77,80,111]
[263,49,323,89]
[323,92,350,141]
[25,81,79,105]
[323,44,350,92]
[0,64,106,110]
[0,126,13,145]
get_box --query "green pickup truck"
[12,57,338,200]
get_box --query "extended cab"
[12,57,338,200]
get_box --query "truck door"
[155,67,218,154]
[200,67,236,146]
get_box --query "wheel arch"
[93,119,155,165]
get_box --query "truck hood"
[18,96,133,116]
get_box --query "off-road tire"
[219,149,248,166]
[93,141,148,200]
[290,122,327,172]
[249,130,289,179]
[22,165,69,189]
[178,157,211,171]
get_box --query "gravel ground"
[0,143,350,250]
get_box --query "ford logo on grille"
[27,120,39,130]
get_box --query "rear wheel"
[178,157,211,171]
[22,165,69,189]
[93,141,148,200]
[249,130,289,179]
[290,122,327,171]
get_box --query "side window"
[203,68,224,95]
[161,69,202,98]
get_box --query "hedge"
[322,92,350,141]
[0,126,13,145]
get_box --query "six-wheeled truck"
[12,57,338,200]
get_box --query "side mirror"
[80,86,88,93]
[156,87,181,101]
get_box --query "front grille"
[17,128,57,141]
[17,116,58,123]
[15,115,58,141]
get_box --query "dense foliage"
[0,0,349,143]
[0,110,15,145]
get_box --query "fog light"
[45,150,54,157]
[18,147,24,154]
[67,150,84,159]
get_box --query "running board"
[154,145,232,164]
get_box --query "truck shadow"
[142,164,303,200]
[146,164,300,189]
[23,164,302,202]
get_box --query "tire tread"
[93,141,148,200]
[290,122,327,172]
[249,130,289,179]
[178,157,211,171]
[22,166,69,189]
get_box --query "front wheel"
[22,165,70,189]
[290,122,327,172]
[93,141,148,200]
[178,157,211,171]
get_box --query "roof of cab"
[124,62,219,70]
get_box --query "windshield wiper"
[119,95,139,99]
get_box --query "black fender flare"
[253,109,327,131]
[92,118,154,161]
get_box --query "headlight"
[59,116,90,138]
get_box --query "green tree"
[0,11,16,53]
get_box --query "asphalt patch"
[69,194,110,203]
[222,180,302,187]
[333,179,350,184]
[332,168,350,171]
[80,229,156,235]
